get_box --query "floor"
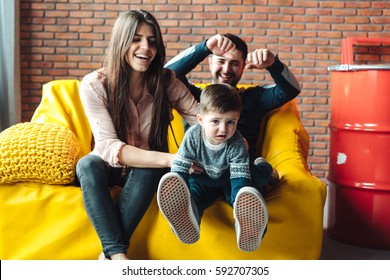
[319,185,390,260]
[320,230,390,260]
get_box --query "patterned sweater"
[172,124,251,189]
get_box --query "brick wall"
[19,0,390,183]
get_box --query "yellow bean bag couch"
[0,80,326,260]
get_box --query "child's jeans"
[188,161,272,222]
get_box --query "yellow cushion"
[0,122,81,185]
[0,80,326,260]
[31,80,92,158]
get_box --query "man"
[166,34,301,162]
[159,34,301,251]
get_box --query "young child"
[157,83,268,252]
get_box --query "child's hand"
[189,162,204,174]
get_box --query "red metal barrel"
[327,38,390,248]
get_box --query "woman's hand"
[119,145,177,168]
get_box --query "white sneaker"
[233,186,268,252]
[157,172,200,244]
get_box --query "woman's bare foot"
[98,252,129,260]
[98,252,109,260]
[110,253,129,260]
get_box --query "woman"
[76,10,198,260]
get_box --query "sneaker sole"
[234,187,268,252]
[157,173,200,244]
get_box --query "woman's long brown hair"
[104,10,171,152]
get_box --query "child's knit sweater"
[172,124,251,188]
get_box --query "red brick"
[372,17,390,24]
[53,62,78,68]
[293,30,318,38]
[281,7,305,15]
[166,27,191,34]
[333,9,357,16]
[281,23,305,30]
[346,17,370,24]
[243,28,266,36]
[358,25,384,32]
[204,21,228,27]
[268,14,292,21]
[80,33,104,40]
[294,1,320,8]
[306,8,331,15]
[242,13,267,21]
[318,31,343,39]
[346,1,371,8]
[30,61,53,69]
[68,55,92,62]
[268,0,293,6]
[30,47,55,54]
[31,3,55,10]
[68,40,92,47]
[81,18,105,25]
[43,55,67,62]
[230,6,255,13]
[372,2,390,9]
[45,69,69,76]
[166,42,191,49]
[69,26,93,32]
[78,63,103,69]
[56,4,80,10]
[320,2,345,8]
[205,6,228,12]
[255,6,279,14]
[167,12,192,19]
[319,16,344,23]
[255,21,280,29]
[20,54,42,61]
[179,5,204,12]
[81,48,104,55]
[45,11,70,17]
[32,18,56,25]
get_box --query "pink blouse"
[79,69,199,167]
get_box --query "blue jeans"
[189,161,272,222]
[76,154,168,258]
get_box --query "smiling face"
[197,109,240,145]
[208,49,245,87]
[126,22,157,73]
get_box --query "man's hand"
[206,34,236,57]
[245,49,275,70]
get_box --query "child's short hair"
[199,84,242,114]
